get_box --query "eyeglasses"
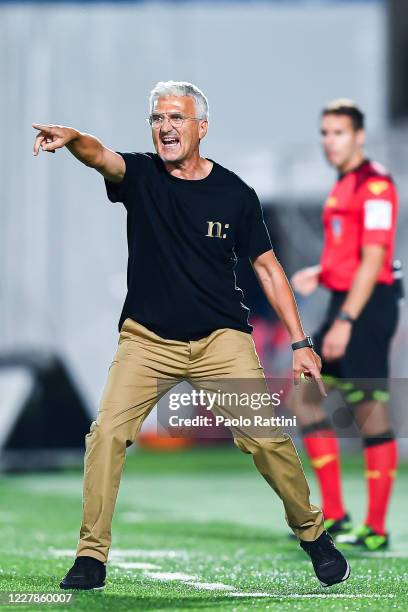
[147,112,205,129]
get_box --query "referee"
[291,99,399,551]
[33,81,349,590]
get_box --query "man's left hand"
[322,320,352,362]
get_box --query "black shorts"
[313,284,399,396]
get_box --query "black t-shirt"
[104,152,272,341]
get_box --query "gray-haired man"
[33,81,349,591]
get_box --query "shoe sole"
[60,583,105,591]
[319,561,351,587]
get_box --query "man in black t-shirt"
[33,80,349,591]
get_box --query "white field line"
[144,572,199,581]
[141,569,398,599]
[49,548,188,559]
[185,581,237,591]
[48,549,79,558]
[112,549,189,559]
[228,592,273,597]
[50,546,408,562]
[112,562,161,570]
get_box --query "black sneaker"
[60,556,106,590]
[300,531,351,587]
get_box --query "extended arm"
[32,123,125,183]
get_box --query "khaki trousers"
[76,318,323,562]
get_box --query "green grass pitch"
[0,445,407,611]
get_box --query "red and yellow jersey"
[319,160,398,291]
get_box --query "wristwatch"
[336,310,355,324]
[291,336,314,351]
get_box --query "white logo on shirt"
[364,200,392,230]
[206,221,230,239]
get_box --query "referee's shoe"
[60,556,106,590]
[300,531,351,587]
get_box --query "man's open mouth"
[161,136,180,150]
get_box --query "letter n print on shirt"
[206,221,229,239]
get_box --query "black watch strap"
[336,310,355,324]
[291,336,314,351]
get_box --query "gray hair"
[149,80,209,120]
